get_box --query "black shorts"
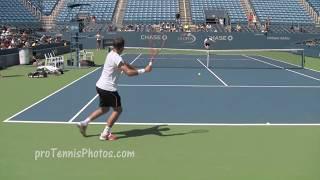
[96,87,121,107]
[205,43,210,47]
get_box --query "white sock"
[81,118,91,126]
[102,126,111,136]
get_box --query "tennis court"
[5,48,320,125]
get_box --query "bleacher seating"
[251,0,313,24]
[0,0,39,25]
[56,0,116,23]
[31,0,59,15]
[124,0,179,24]
[190,0,247,24]
[307,0,320,15]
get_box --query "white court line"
[244,55,320,82]
[3,67,102,122]
[286,69,320,82]
[258,55,320,73]
[258,55,302,69]
[68,94,99,122]
[129,53,142,65]
[5,120,320,126]
[196,58,228,86]
[138,57,251,61]
[242,55,283,69]
[118,84,320,88]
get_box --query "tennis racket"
[148,31,167,66]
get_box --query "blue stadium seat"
[56,0,117,23]
[31,0,58,15]
[124,0,179,24]
[190,0,247,24]
[0,0,39,25]
[251,0,314,24]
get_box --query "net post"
[206,49,210,68]
[301,49,305,69]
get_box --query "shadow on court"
[115,125,209,139]
[0,74,25,78]
[85,125,209,139]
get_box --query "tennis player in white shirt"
[77,37,153,141]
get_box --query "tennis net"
[124,47,305,69]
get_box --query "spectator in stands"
[0,42,5,50]
[0,30,5,40]
[166,22,170,31]
[91,16,96,23]
[21,31,28,42]
[261,23,266,33]
[96,32,102,50]
[206,23,212,31]
[266,17,271,32]
[183,24,190,32]
[248,12,253,27]
[32,40,37,47]
[24,41,31,48]
[5,29,11,36]
[252,15,257,29]
[40,35,47,44]
[219,18,224,26]
[290,23,295,32]
[236,23,242,32]
[226,25,232,32]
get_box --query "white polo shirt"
[96,50,123,91]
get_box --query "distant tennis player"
[204,36,211,49]
[204,36,215,48]
[77,37,152,141]
[204,36,214,66]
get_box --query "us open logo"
[178,33,197,44]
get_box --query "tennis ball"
[198,72,201,76]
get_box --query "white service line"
[258,55,320,73]
[3,67,102,122]
[286,69,320,81]
[118,84,320,88]
[68,94,99,122]
[242,55,283,69]
[257,55,301,68]
[130,53,142,64]
[5,120,320,126]
[196,58,228,86]
[244,55,320,82]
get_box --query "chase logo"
[141,34,168,41]
[208,35,233,41]
[178,33,196,44]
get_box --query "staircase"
[240,0,257,21]
[112,0,128,28]
[240,0,261,31]
[41,0,67,30]
[300,0,320,24]
[178,0,192,25]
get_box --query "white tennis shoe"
[77,122,87,137]
[99,133,117,141]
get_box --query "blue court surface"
[6,53,320,125]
